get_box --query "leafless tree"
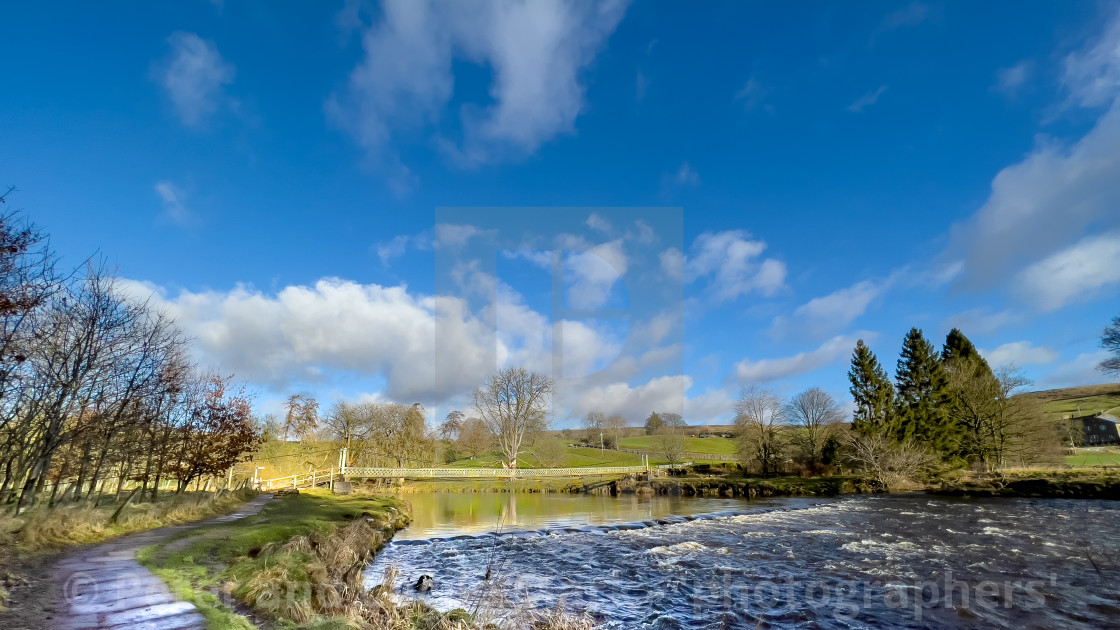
[844,432,935,491]
[734,385,787,476]
[784,388,844,471]
[651,413,687,468]
[474,367,554,468]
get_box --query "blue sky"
[3,1,1119,426]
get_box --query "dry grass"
[7,489,257,551]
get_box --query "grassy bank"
[138,490,409,629]
[930,468,1120,499]
[0,488,259,552]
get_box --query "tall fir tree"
[895,328,956,454]
[940,328,1003,466]
[848,339,896,436]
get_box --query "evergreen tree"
[942,328,983,364]
[941,329,1005,467]
[848,339,896,436]
[895,328,955,453]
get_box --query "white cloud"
[1062,7,1120,108]
[771,278,886,339]
[982,341,1059,368]
[564,240,627,308]
[156,32,234,126]
[1015,232,1120,311]
[376,235,410,265]
[119,278,496,403]
[949,10,1120,304]
[154,180,191,226]
[329,0,631,166]
[586,212,613,235]
[949,106,1120,293]
[665,230,787,302]
[734,334,861,384]
[433,223,494,249]
[847,86,887,112]
[564,375,691,423]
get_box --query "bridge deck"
[340,465,678,479]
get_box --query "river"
[365,493,1120,628]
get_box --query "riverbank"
[929,468,1120,499]
[138,489,410,628]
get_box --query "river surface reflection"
[393,492,765,540]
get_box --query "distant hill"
[1016,383,1120,419]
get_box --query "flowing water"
[365,493,1120,628]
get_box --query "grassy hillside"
[618,435,738,457]
[1017,383,1120,419]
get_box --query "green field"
[1065,451,1120,467]
[449,444,653,468]
[618,435,738,457]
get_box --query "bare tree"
[845,432,934,491]
[1099,316,1120,377]
[784,388,844,472]
[322,401,374,453]
[603,414,628,449]
[651,413,687,468]
[283,394,319,442]
[582,411,605,445]
[473,367,554,469]
[734,386,786,476]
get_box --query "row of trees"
[0,198,258,513]
[847,327,1056,471]
[733,386,844,475]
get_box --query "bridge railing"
[340,463,692,479]
[258,469,337,491]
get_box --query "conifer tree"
[895,328,955,453]
[942,328,983,364]
[941,329,1005,467]
[848,339,896,436]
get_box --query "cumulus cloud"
[982,341,1059,368]
[1014,232,1120,311]
[564,375,691,422]
[154,180,191,226]
[156,32,235,126]
[733,334,861,384]
[328,0,631,166]
[118,273,682,420]
[661,230,787,302]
